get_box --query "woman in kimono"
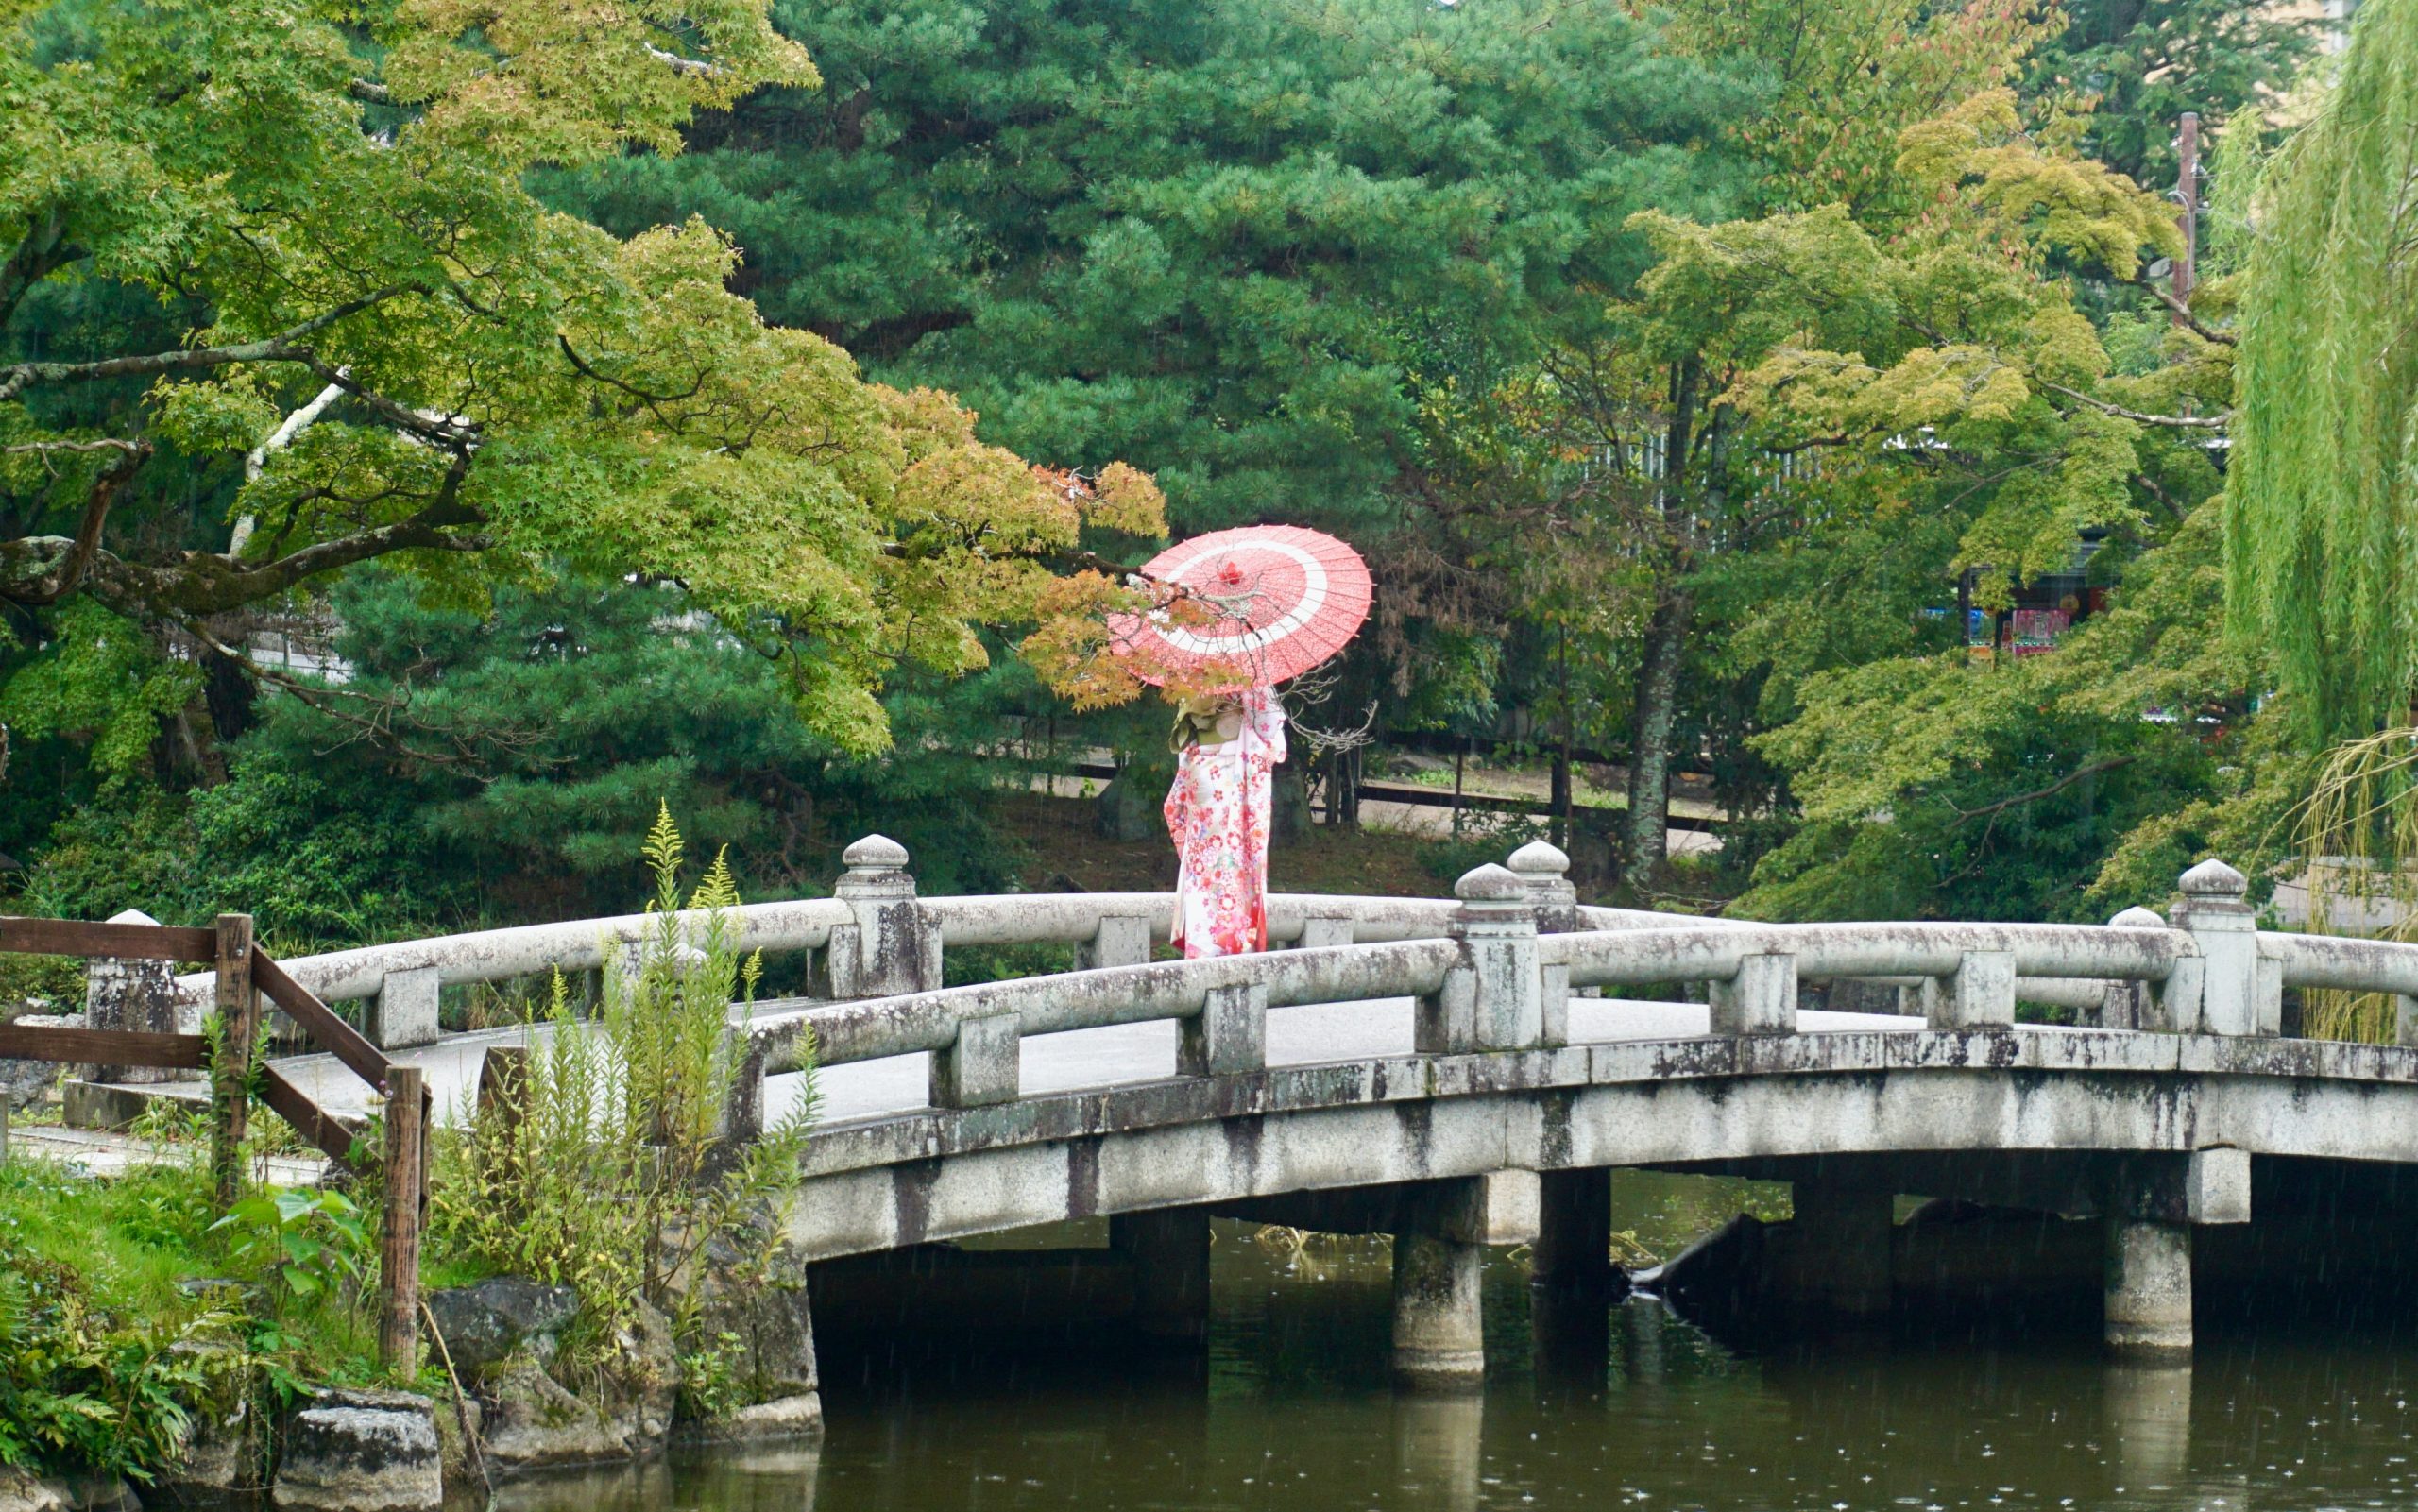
[1163,686,1286,958]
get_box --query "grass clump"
[0,1145,380,1486]
[426,804,817,1378]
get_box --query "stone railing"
[740,854,2418,1117]
[160,835,1687,1047]
[152,840,2418,1079]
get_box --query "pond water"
[500,1185,2418,1512]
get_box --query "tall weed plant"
[429,807,817,1332]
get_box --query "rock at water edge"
[274,1390,443,1512]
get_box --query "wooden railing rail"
[0,910,425,1368]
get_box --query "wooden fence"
[0,912,429,1367]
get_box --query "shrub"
[428,806,818,1339]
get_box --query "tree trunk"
[1623,592,1690,893]
[1550,626,1573,849]
[1624,354,1708,897]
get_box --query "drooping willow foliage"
[2230,0,2418,1042]
[2227,0,2418,746]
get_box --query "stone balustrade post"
[1180,982,1266,1077]
[1506,841,1576,1044]
[1923,950,2017,1030]
[80,909,179,1086]
[366,966,440,1049]
[1710,953,1796,1036]
[930,1011,1018,1109]
[1078,914,1152,971]
[827,835,942,1000]
[64,909,184,1130]
[2171,858,2278,1036]
[1418,865,1541,1054]
[1296,916,1354,950]
[2103,908,2169,1030]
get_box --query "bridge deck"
[209,997,1927,1130]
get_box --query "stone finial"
[1454,863,1528,905]
[2178,858,2247,898]
[2109,906,2168,929]
[107,908,162,926]
[842,833,910,873]
[1504,841,1570,880]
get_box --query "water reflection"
[2104,1362,2193,1490]
[493,1218,2418,1512]
[1392,1394,1482,1510]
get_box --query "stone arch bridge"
[110,841,2418,1387]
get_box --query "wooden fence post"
[210,913,256,1207]
[380,1064,426,1372]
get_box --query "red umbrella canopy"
[1110,525,1372,688]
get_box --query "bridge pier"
[1390,1179,1494,1391]
[1109,1208,1212,1343]
[2104,1218,2193,1358]
[1784,1182,1895,1321]
[1532,1168,1617,1297]
[1391,1230,1485,1391]
[1531,1167,1618,1387]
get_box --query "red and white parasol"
[1110,525,1371,688]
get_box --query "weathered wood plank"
[211,913,256,1206]
[0,917,217,962]
[0,1024,208,1070]
[379,1065,425,1370]
[258,1063,365,1167]
[252,952,393,1094]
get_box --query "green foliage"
[548,0,1747,537]
[428,807,816,1334]
[0,1153,380,1484]
[2023,0,2319,187]
[2227,0,2418,745]
[208,1191,369,1305]
[6,567,1038,944]
[1735,498,2280,921]
[1,0,1165,763]
[0,602,196,785]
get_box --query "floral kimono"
[1164,688,1287,958]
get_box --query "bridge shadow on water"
[490,1191,2418,1512]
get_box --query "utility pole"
[2172,110,2201,321]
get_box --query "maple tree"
[0,0,1166,759]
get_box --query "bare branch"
[2041,382,2230,430]
[298,356,478,450]
[644,42,718,76]
[231,372,351,555]
[349,77,395,105]
[0,286,416,404]
[556,335,707,407]
[1,438,147,458]
[0,441,153,605]
[1950,756,2137,826]
[2128,275,2238,347]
